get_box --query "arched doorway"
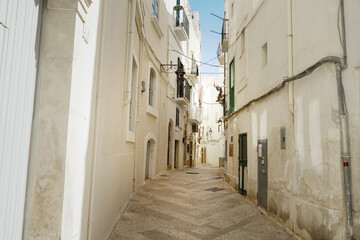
[145,139,155,180]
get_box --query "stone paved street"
[108,166,296,240]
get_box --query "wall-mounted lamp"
[209,128,212,135]
[218,119,222,132]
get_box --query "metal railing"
[176,9,189,38]
[190,104,201,122]
[221,18,229,45]
[191,64,199,76]
[177,77,191,102]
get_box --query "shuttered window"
[229,59,235,113]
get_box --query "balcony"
[174,8,189,41]
[191,64,199,76]
[217,44,224,65]
[176,77,191,106]
[190,64,199,84]
[221,19,229,53]
[189,104,201,124]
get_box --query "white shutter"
[0,0,42,239]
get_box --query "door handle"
[262,170,267,175]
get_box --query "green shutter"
[229,59,235,113]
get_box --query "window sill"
[151,16,164,39]
[126,130,135,143]
[146,105,158,118]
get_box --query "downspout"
[336,62,354,239]
[134,6,146,190]
[124,0,136,106]
[338,1,353,238]
[287,0,294,114]
[340,0,347,68]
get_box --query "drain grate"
[160,175,168,177]
[186,172,199,175]
[205,187,224,192]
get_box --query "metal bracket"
[160,62,179,72]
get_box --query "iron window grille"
[152,0,159,19]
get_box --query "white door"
[0,0,42,239]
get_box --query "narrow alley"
[109,166,294,240]
[1,0,360,239]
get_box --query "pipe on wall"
[124,0,137,106]
[336,61,354,239]
[287,0,294,114]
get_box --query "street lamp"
[217,119,222,132]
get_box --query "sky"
[189,0,225,74]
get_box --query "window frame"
[176,108,180,127]
[146,63,158,118]
[126,55,139,142]
[229,58,235,113]
[152,0,159,19]
[148,68,156,107]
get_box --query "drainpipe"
[336,61,354,239]
[287,0,294,114]
[340,0,347,69]
[338,0,353,238]
[124,0,136,106]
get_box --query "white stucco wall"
[200,74,225,167]
[223,0,360,239]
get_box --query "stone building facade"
[221,0,360,239]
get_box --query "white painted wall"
[61,1,101,239]
[200,74,225,167]
[223,0,360,239]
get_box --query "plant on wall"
[215,86,224,106]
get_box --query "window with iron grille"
[152,0,159,19]
[176,108,180,126]
[149,68,156,107]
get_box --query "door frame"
[257,139,268,209]
[238,133,247,196]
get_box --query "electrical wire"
[200,0,268,68]
[170,49,225,69]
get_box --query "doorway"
[189,140,193,167]
[201,147,207,163]
[167,121,173,169]
[145,141,151,179]
[238,134,247,196]
[174,140,179,168]
[257,139,268,209]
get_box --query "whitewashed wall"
[0,0,42,239]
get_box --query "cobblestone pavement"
[109,166,296,240]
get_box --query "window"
[229,59,235,113]
[262,43,268,66]
[152,0,159,19]
[149,68,156,107]
[240,32,245,57]
[176,108,180,127]
[129,58,138,133]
